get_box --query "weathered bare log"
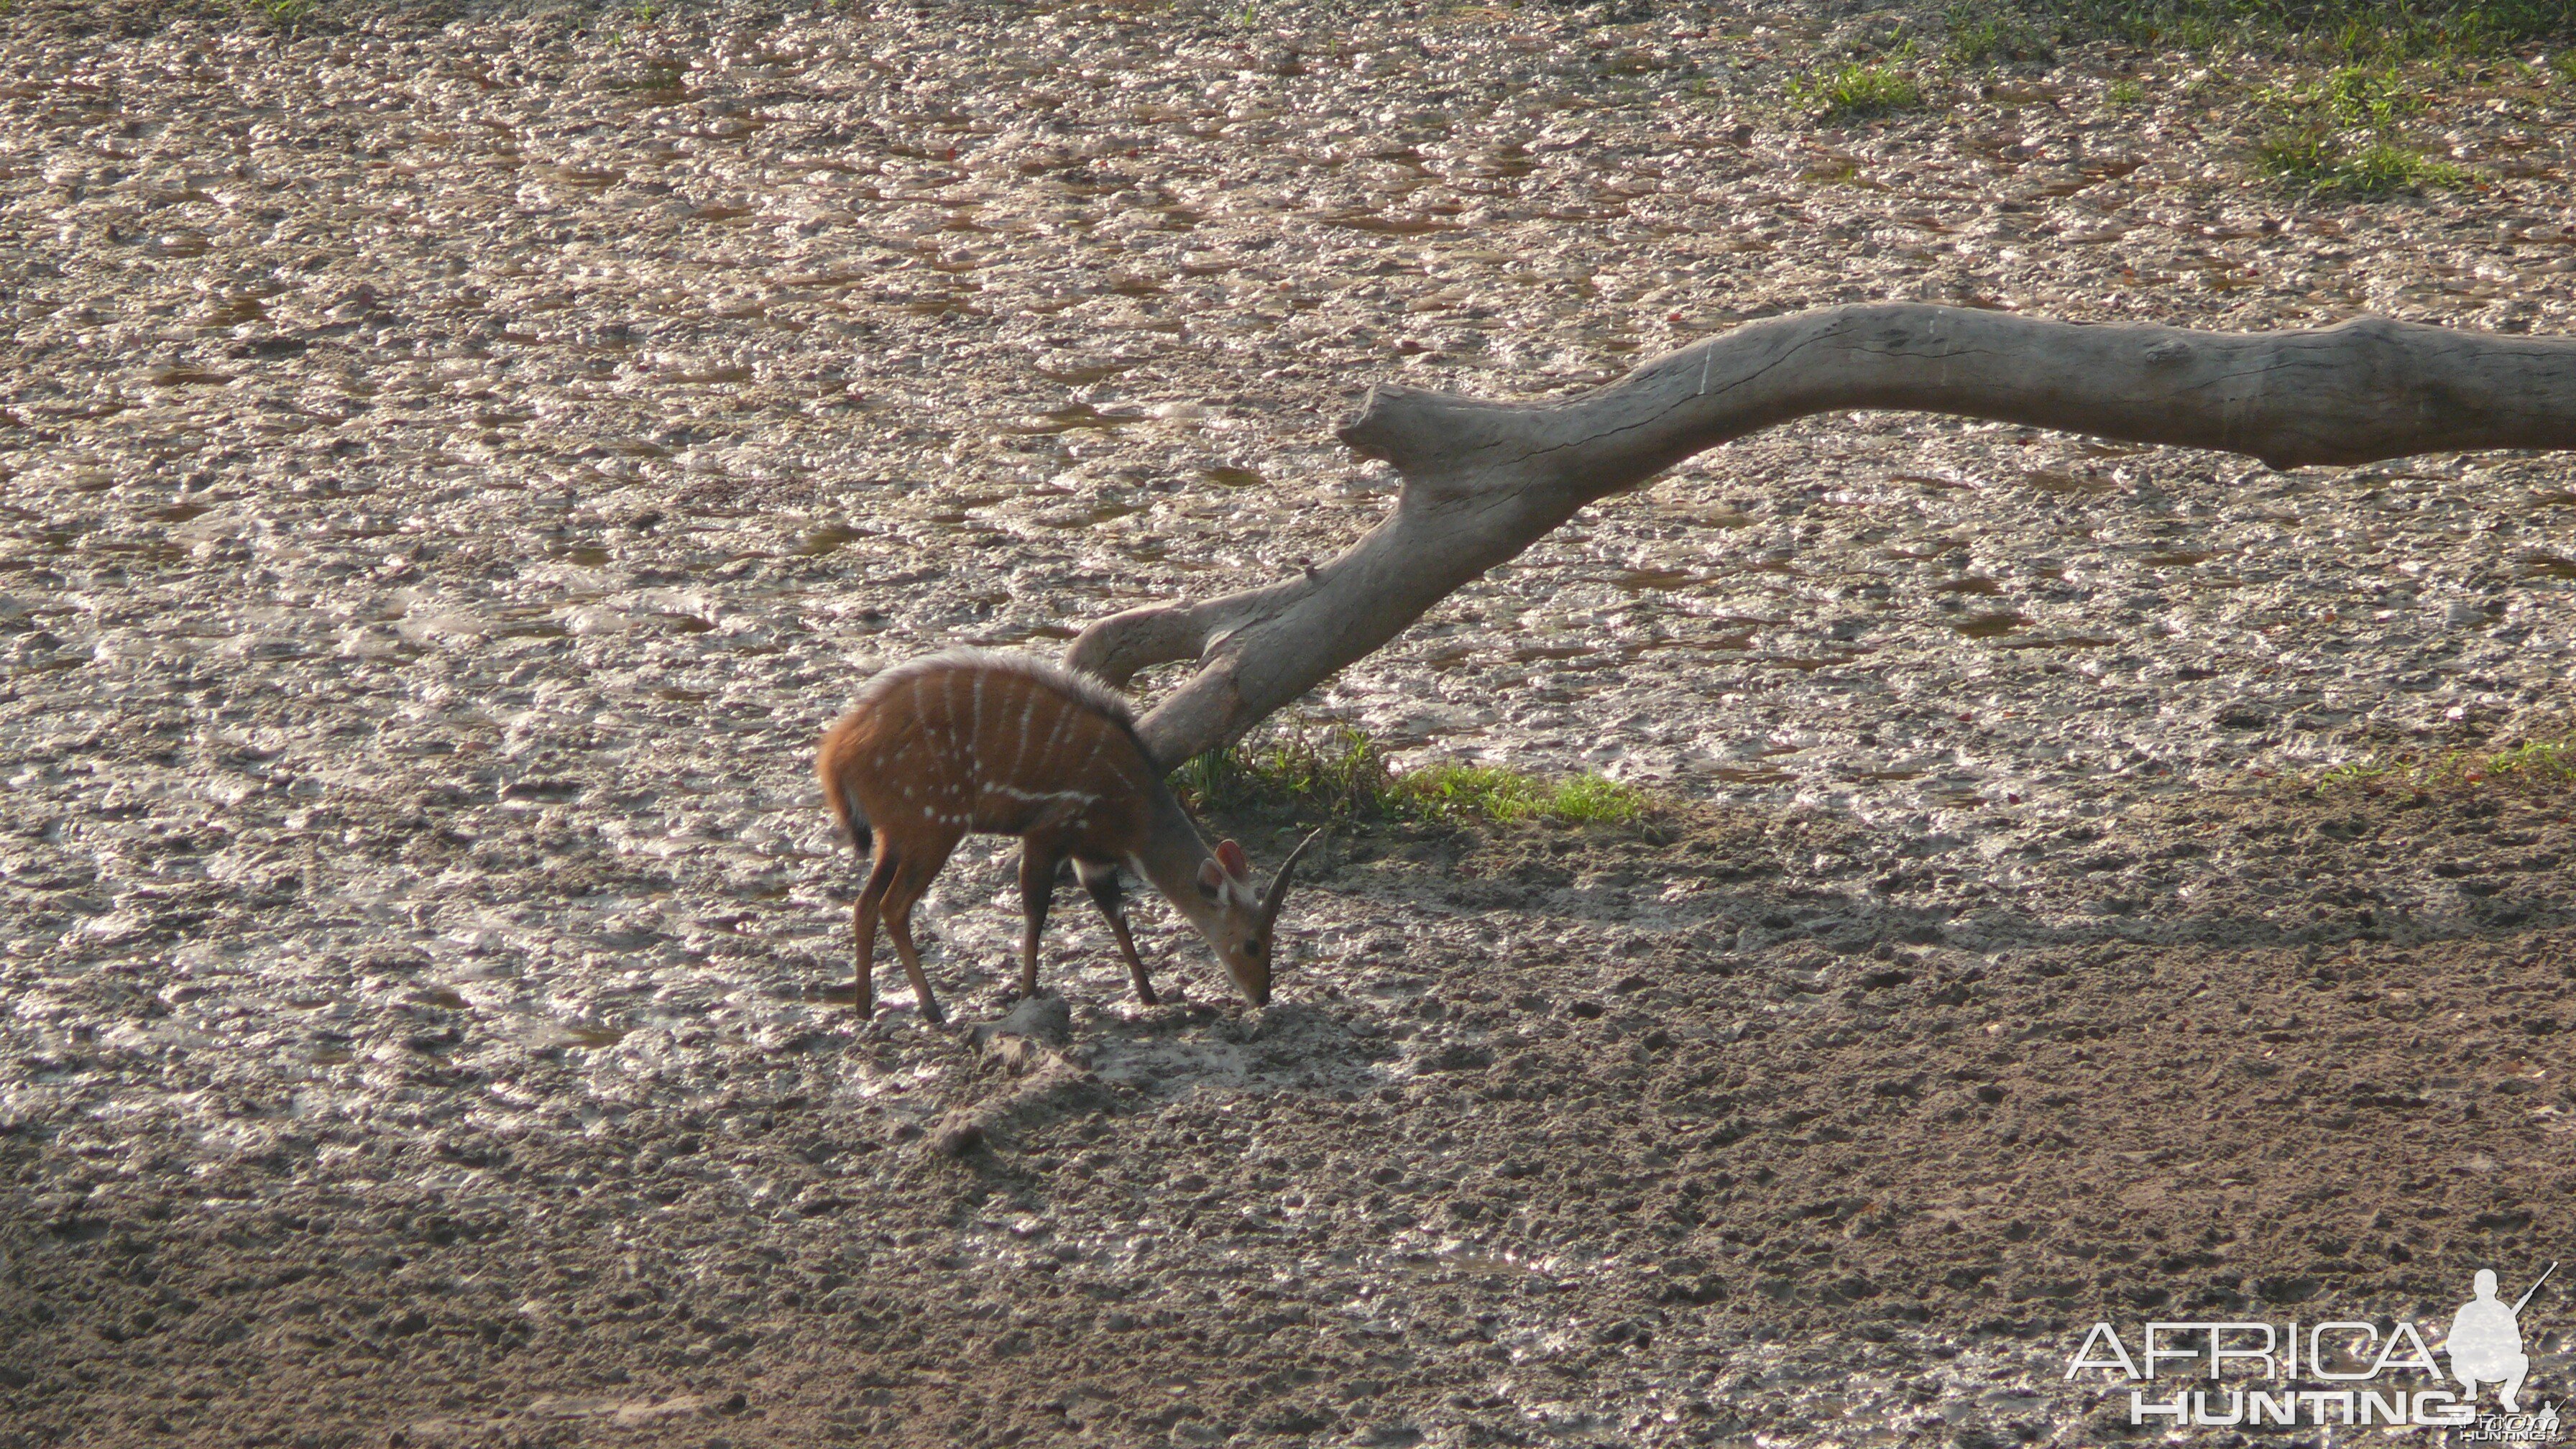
[1068,303,2576,768]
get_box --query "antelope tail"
[829,776,873,856]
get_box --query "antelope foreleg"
[1077,859,1156,1006]
[1016,840,1065,1001]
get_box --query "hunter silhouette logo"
[2066,1261,2560,1434]
[2452,1266,2547,1412]
[2457,1264,2562,1446]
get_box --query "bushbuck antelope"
[816,649,1315,1023]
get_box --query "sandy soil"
[1,0,2572,1444]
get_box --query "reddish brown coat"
[815,650,1307,1024]
[817,650,1160,864]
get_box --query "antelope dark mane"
[857,647,1146,751]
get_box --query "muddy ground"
[3,0,2574,1444]
[6,784,2574,1448]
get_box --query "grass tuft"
[1399,763,1650,826]
[1172,724,1401,823]
[1945,1,2058,65]
[251,0,316,29]
[1788,61,1927,121]
[2026,0,2570,57]
[2438,737,2576,790]
[2249,61,2470,195]
[2253,130,2469,194]
[1172,723,1650,829]
[2266,61,2414,124]
[2317,735,2576,796]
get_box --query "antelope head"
[1192,829,1321,1006]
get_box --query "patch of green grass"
[1399,763,1649,826]
[249,0,316,29]
[2439,737,2576,789]
[2317,735,2576,795]
[1172,723,1650,829]
[2253,125,2468,196]
[2317,759,2401,790]
[1173,724,1401,824]
[1788,60,1928,121]
[2107,78,2147,105]
[2550,51,2576,83]
[1945,1,2057,65]
[2250,61,2470,195]
[2267,61,2416,124]
[2025,0,2570,57]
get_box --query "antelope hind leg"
[882,897,943,1026]
[850,850,899,1017]
[880,841,957,1024]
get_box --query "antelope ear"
[1196,858,1226,898]
[1215,839,1250,881]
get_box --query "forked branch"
[1066,303,2576,767]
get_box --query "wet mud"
[2,0,2573,1443]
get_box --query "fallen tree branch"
[1067,303,2576,767]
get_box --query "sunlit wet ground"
[2,0,2572,1443]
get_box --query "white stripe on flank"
[969,671,986,783]
[988,785,1098,806]
[1008,683,1037,781]
[1031,694,1076,777]
[1100,754,1138,796]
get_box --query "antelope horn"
[1258,829,1322,935]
